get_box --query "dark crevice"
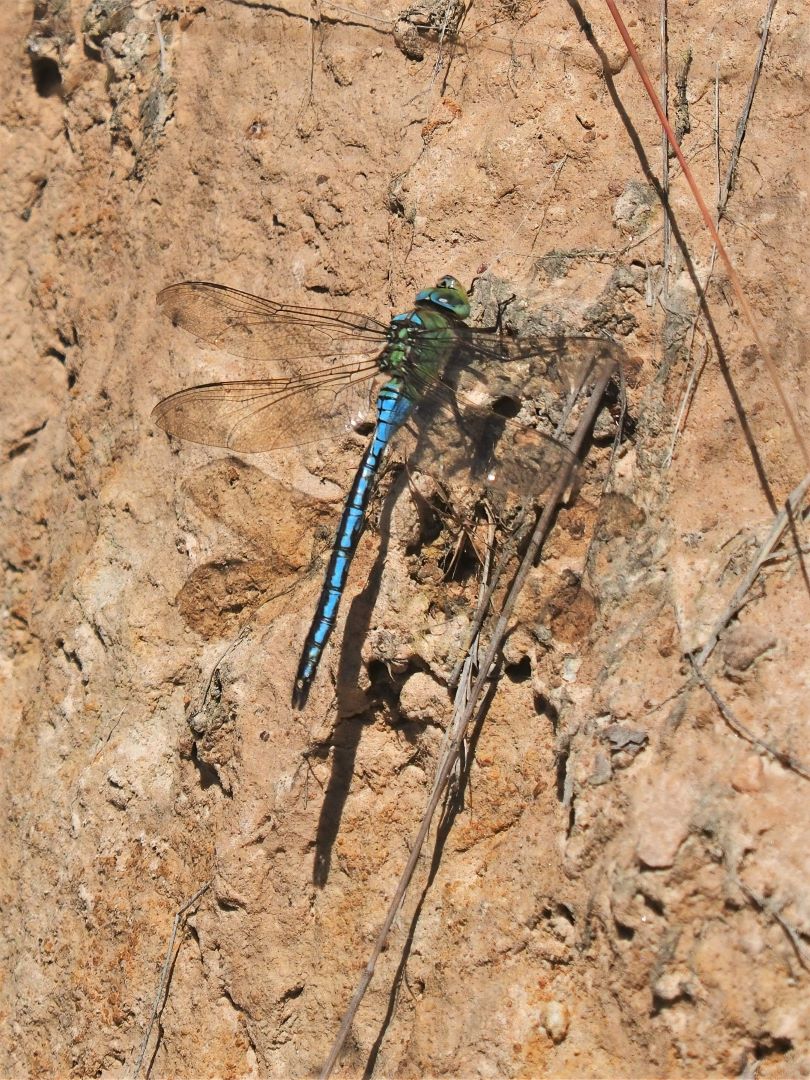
[554,746,568,803]
[438,536,480,582]
[57,637,83,672]
[222,986,255,1022]
[91,620,110,651]
[30,55,62,97]
[82,39,103,62]
[366,660,402,708]
[190,742,224,791]
[221,601,247,616]
[9,420,48,459]
[366,659,391,688]
[566,798,575,836]
[535,692,559,730]
[504,654,531,682]
[490,393,522,418]
[22,177,48,221]
[651,988,688,1015]
[216,896,244,912]
[641,892,665,917]
[554,902,576,925]
[754,1037,793,1060]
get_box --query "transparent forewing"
[404,331,623,502]
[461,330,624,395]
[158,282,390,371]
[151,359,382,452]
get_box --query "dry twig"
[694,471,810,667]
[603,0,809,475]
[688,656,810,781]
[660,0,787,470]
[718,0,777,215]
[659,0,670,299]
[132,881,212,1079]
[738,881,810,971]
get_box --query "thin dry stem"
[729,873,810,970]
[664,244,714,471]
[688,656,810,782]
[665,2,780,468]
[431,512,495,797]
[154,15,167,75]
[603,0,810,475]
[132,881,212,1079]
[713,64,721,211]
[447,342,599,688]
[659,0,670,300]
[485,155,568,273]
[718,0,777,215]
[694,472,810,667]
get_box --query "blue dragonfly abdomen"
[293,381,413,702]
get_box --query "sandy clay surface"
[1,0,809,1075]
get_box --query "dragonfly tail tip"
[292,677,311,710]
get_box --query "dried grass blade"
[603,0,809,473]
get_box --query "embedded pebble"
[543,1000,570,1043]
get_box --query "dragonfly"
[152,275,620,707]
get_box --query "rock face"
[2,0,809,1076]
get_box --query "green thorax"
[383,275,470,399]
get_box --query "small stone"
[721,625,776,677]
[612,181,656,234]
[589,750,612,786]
[603,723,648,755]
[399,672,448,725]
[635,778,692,868]
[730,754,764,793]
[652,971,691,1002]
[764,1004,805,1043]
[543,1000,570,1043]
[562,656,581,683]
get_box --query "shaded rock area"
[1,0,808,1075]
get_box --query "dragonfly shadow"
[312,467,404,888]
[311,724,363,888]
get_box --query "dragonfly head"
[415,275,470,320]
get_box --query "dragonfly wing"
[158,282,390,366]
[152,360,382,452]
[406,384,576,503]
[462,330,624,394]
[403,332,622,502]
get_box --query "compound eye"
[414,276,470,319]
